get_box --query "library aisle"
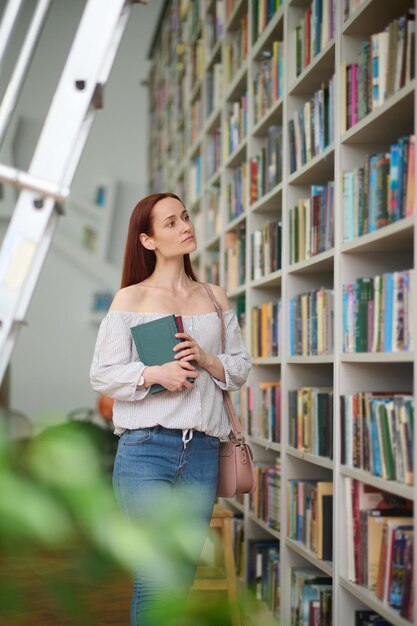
[148,1,416,625]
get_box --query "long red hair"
[121,192,199,288]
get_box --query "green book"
[378,401,395,480]
[130,315,194,394]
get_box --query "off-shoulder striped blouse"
[89,309,252,438]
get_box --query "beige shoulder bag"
[201,282,256,498]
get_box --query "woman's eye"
[167,221,175,227]
[184,214,190,221]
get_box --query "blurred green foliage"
[0,421,278,625]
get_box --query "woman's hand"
[173,332,211,368]
[144,360,199,392]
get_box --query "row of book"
[345,478,414,620]
[225,0,241,23]
[289,288,334,356]
[355,611,396,626]
[253,40,284,125]
[342,270,414,354]
[291,568,332,626]
[289,182,334,265]
[227,162,248,221]
[247,539,280,618]
[224,15,248,85]
[343,0,365,22]
[288,480,333,561]
[341,392,414,486]
[289,76,335,174]
[205,249,220,286]
[189,36,205,88]
[225,226,246,291]
[342,10,415,131]
[250,461,281,531]
[250,300,282,359]
[205,184,221,239]
[188,154,202,204]
[252,0,285,44]
[251,218,282,280]
[343,135,415,241]
[205,1,225,55]
[206,127,221,179]
[224,96,248,158]
[183,0,201,43]
[288,387,333,459]
[250,125,283,203]
[190,97,203,144]
[294,0,335,78]
[206,63,224,116]
[247,381,281,443]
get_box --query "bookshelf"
[148,1,416,625]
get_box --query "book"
[130,314,195,394]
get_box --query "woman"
[90,192,252,625]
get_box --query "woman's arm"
[173,284,252,390]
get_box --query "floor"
[0,552,132,626]
[0,551,238,626]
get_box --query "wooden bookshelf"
[148,1,416,624]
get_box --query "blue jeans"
[112,426,220,626]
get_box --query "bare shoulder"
[206,283,230,311]
[109,286,138,311]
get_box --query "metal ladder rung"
[0,164,69,202]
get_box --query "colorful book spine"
[343,11,416,131]
[343,135,415,242]
[250,461,281,531]
[253,40,284,124]
[289,182,334,264]
[246,381,281,442]
[340,393,414,486]
[288,75,335,173]
[294,0,335,77]
[251,301,282,359]
[227,162,248,222]
[288,480,333,561]
[251,218,282,279]
[289,288,334,356]
[342,270,415,353]
[289,387,334,458]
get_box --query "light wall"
[0,0,164,425]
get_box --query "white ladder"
[0,0,145,383]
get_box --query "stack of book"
[251,218,282,279]
[294,0,335,77]
[288,387,333,458]
[250,460,281,531]
[225,226,246,291]
[345,479,414,621]
[253,40,284,124]
[250,301,282,358]
[342,10,415,131]
[341,392,414,485]
[289,76,335,173]
[252,0,285,44]
[288,480,333,561]
[289,182,334,264]
[247,381,281,442]
[342,270,415,353]
[247,539,280,618]
[250,125,283,203]
[291,568,332,626]
[343,134,415,241]
[224,96,248,158]
[227,162,248,221]
[289,288,334,356]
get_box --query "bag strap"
[200,282,243,442]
